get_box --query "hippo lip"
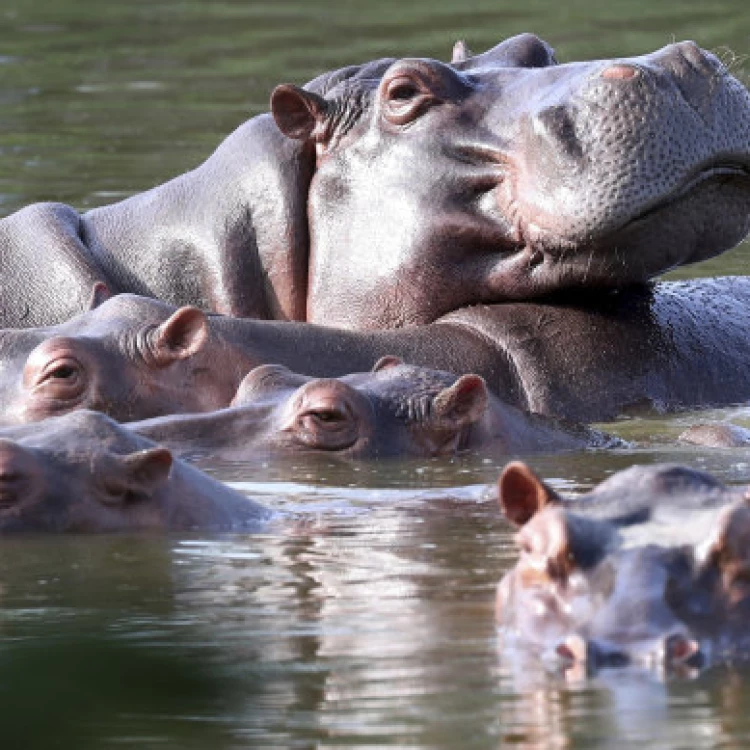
[620,161,750,232]
[507,160,750,261]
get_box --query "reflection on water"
[1,0,750,746]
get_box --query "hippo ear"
[372,355,404,372]
[87,281,113,310]
[498,461,560,527]
[151,306,209,366]
[457,33,556,70]
[697,501,750,590]
[97,447,174,504]
[271,84,331,142]
[432,374,488,426]
[451,40,473,64]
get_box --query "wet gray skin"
[0,410,270,533]
[1,35,749,329]
[128,358,614,462]
[495,462,750,673]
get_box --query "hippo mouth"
[499,158,750,292]
[620,161,750,233]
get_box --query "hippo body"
[2,35,750,328]
[128,360,612,462]
[495,462,750,672]
[2,278,750,425]
[0,410,271,533]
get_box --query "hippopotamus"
[4,277,750,425]
[495,461,750,672]
[0,410,271,532]
[128,358,613,461]
[2,35,749,328]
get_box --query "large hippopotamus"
[3,279,750,424]
[0,410,270,532]
[495,461,750,673]
[2,35,749,328]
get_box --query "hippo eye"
[293,403,359,451]
[304,408,348,426]
[49,364,76,380]
[382,72,438,126]
[385,77,421,102]
[37,358,82,387]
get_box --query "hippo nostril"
[600,64,640,81]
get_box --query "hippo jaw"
[273,36,750,329]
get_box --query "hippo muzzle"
[499,41,750,293]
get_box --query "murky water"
[2,0,750,746]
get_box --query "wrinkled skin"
[3,277,750,425]
[273,35,750,328]
[495,461,750,674]
[0,410,270,532]
[129,358,613,461]
[2,35,750,328]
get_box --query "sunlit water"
[2,0,750,746]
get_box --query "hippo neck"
[80,114,315,322]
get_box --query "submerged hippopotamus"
[0,410,270,532]
[2,35,749,328]
[495,461,750,673]
[128,358,613,461]
[3,278,750,425]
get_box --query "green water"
[2,0,750,747]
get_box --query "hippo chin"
[128,358,614,461]
[495,462,750,674]
[1,35,749,328]
[0,410,270,533]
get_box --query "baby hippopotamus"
[495,461,750,674]
[128,357,616,461]
[0,410,270,532]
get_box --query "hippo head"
[0,411,177,532]
[231,356,489,458]
[495,462,750,674]
[272,34,750,328]
[0,293,233,426]
[0,410,268,533]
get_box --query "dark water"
[2,0,750,747]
